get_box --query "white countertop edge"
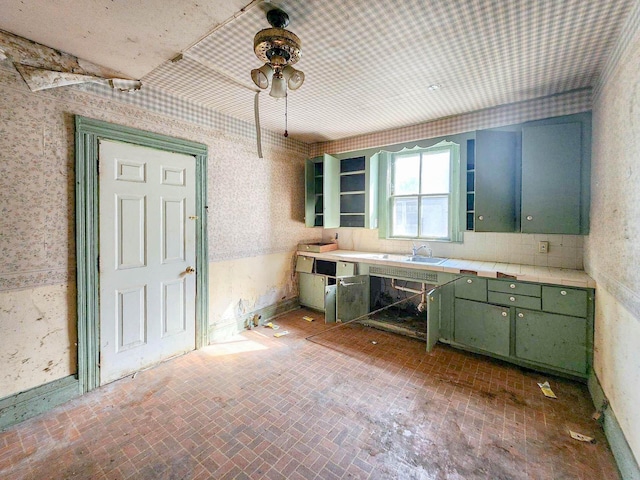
[298,249,595,289]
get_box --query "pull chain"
[284,93,288,137]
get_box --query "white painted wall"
[586,4,640,464]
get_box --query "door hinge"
[97,255,100,272]
[96,160,100,175]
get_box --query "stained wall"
[0,62,319,398]
[586,2,640,464]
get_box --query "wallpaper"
[0,63,317,292]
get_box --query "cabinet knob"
[518,312,524,318]
[467,279,473,284]
[560,290,567,296]
[501,311,508,317]
[526,215,533,221]
[509,284,516,289]
[509,296,516,302]
[478,215,484,221]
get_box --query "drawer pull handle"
[526,215,533,221]
[509,296,516,302]
[510,284,516,289]
[560,290,567,296]
[518,312,524,318]
[467,279,473,284]
[478,215,484,221]
[501,311,508,317]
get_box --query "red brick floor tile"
[0,308,622,479]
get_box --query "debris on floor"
[264,322,280,330]
[302,316,314,322]
[570,430,596,443]
[537,381,557,399]
[273,330,290,338]
[371,341,378,345]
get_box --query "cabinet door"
[454,298,510,357]
[323,153,340,228]
[426,287,440,352]
[521,122,582,234]
[299,273,326,311]
[515,308,587,374]
[336,275,369,322]
[474,130,517,232]
[304,158,322,227]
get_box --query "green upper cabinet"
[474,130,518,232]
[521,122,582,234]
[305,153,378,228]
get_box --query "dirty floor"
[0,308,619,479]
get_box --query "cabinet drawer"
[488,291,541,310]
[336,261,356,277]
[295,255,314,273]
[515,308,587,374]
[487,279,540,297]
[542,286,587,317]
[455,277,487,302]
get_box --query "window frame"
[382,140,461,242]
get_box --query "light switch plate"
[538,241,549,253]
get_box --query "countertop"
[297,249,596,288]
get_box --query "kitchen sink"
[404,256,447,265]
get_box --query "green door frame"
[75,116,209,394]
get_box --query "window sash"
[389,146,453,239]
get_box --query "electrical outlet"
[538,241,549,253]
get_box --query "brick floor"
[0,308,620,479]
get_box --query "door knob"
[185,266,196,274]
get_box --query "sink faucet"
[411,242,433,258]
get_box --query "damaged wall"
[0,61,319,399]
[586,3,640,465]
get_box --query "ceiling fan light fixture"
[251,8,304,97]
[282,65,305,90]
[269,74,287,98]
[251,63,273,89]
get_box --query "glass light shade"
[282,65,305,90]
[251,63,273,89]
[269,75,287,98]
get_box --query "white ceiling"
[0,0,634,144]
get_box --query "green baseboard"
[208,297,300,342]
[589,371,640,480]
[0,375,80,431]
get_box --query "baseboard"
[0,375,80,431]
[208,297,300,342]
[589,371,640,480]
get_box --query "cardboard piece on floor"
[537,381,557,399]
[302,316,314,322]
[274,331,290,338]
[264,322,280,330]
[570,430,596,443]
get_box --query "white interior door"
[99,139,196,385]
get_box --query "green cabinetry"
[454,298,510,357]
[304,154,378,228]
[474,130,518,232]
[521,122,582,234]
[450,276,593,379]
[466,113,590,234]
[515,309,587,374]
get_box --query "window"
[388,142,459,240]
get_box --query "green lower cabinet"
[336,275,370,322]
[454,298,510,357]
[515,308,587,375]
[299,273,326,311]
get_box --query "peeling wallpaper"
[586,0,640,465]
[0,62,319,397]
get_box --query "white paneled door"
[99,140,196,385]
